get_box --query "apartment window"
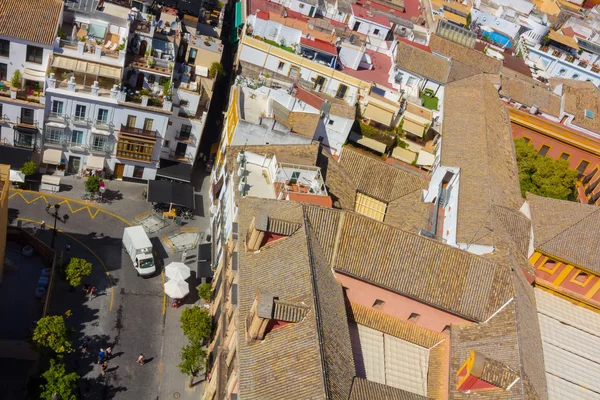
[164,139,170,147]
[45,127,63,144]
[335,84,348,99]
[522,137,531,144]
[0,39,9,57]
[133,166,144,178]
[394,71,403,84]
[289,65,300,80]
[278,61,285,70]
[51,101,64,116]
[181,124,192,135]
[577,160,590,176]
[0,63,6,81]
[0,104,2,119]
[406,77,416,86]
[560,152,570,160]
[127,115,137,127]
[148,75,156,84]
[92,135,106,151]
[143,118,154,131]
[97,108,109,123]
[71,130,83,145]
[407,313,420,322]
[575,272,589,283]
[313,75,326,92]
[328,119,334,125]
[26,45,44,64]
[116,138,154,161]
[538,145,550,157]
[372,299,385,309]
[299,2,305,8]
[373,29,380,35]
[188,48,198,64]
[74,105,86,121]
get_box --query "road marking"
[16,218,115,311]
[9,189,133,226]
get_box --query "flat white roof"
[535,288,600,400]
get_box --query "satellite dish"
[157,20,164,29]
[170,21,178,31]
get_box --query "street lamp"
[46,203,69,250]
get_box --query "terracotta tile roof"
[527,193,600,273]
[351,3,391,26]
[293,87,356,120]
[395,40,451,84]
[551,78,600,132]
[339,147,427,203]
[0,0,62,45]
[225,144,320,175]
[237,198,356,399]
[441,74,524,246]
[491,206,532,258]
[300,37,338,55]
[287,192,333,207]
[429,34,502,75]
[349,378,429,400]
[449,270,547,400]
[331,212,514,322]
[499,72,562,117]
[446,60,482,83]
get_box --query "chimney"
[246,292,274,340]
[246,212,268,251]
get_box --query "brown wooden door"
[114,163,124,179]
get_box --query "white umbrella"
[164,262,191,281]
[10,170,25,183]
[164,279,189,299]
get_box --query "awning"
[23,68,47,82]
[235,2,243,27]
[52,55,122,79]
[549,30,579,50]
[86,155,105,170]
[156,160,192,183]
[349,132,388,154]
[147,180,195,209]
[41,175,61,185]
[46,122,67,129]
[363,103,395,127]
[42,149,62,165]
[416,150,435,167]
[91,126,112,136]
[0,146,32,169]
[402,119,426,138]
[391,147,417,163]
[9,170,25,183]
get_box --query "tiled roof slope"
[499,72,562,117]
[449,270,547,400]
[395,40,451,84]
[527,193,600,273]
[0,0,62,45]
[429,34,502,75]
[324,212,513,322]
[237,198,356,399]
[442,74,524,246]
[225,144,320,175]
[349,378,430,400]
[491,206,532,257]
[550,79,600,132]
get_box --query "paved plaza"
[6,168,212,399]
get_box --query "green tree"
[514,138,578,200]
[209,62,224,79]
[10,69,21,88]
[465,13,472,29]
[178,341,207,387]
[64,258,92,288]
[197,283,212,302]
[180,306,212,343]
[40,358,78,400]
[85,175,101,193]
[20,160,37,177]
[33,315,73,354]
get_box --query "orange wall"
[335,272,471,332]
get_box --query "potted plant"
[118,39,126,51]
[56,164,66,176]
[147,57,155,67]
[10,70,20,99]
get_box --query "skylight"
[585,109,594,119]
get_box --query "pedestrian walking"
[101,361,108,376]
[89,286,96,301]
[82,343,89,354]
[83,283,90,295]
[137,353,145,365]
[181,250,187,263]
[66,243,71,254]
[97,349,105,364]
[40,221,46,231]
[105,346,113,360]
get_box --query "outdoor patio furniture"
[104,41,113,49]
[110,43,118,51]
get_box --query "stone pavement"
[9,167,213,399]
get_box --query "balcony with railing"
[94,118,112,131]
[168,151,194,164]
[174,130,197,145]
[120,124,158,139]
[72,115,88,125]
[48,111,66,122]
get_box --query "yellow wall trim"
[552,264,574,286]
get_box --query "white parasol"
[10,170,25,183]
[164,262,191,281]
[164,278,189,299]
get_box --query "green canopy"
[235,2,243,28]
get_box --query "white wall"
[347,15,390,40]
[0,100,45,145]
[0,35,53,80]
[317,114,353,156]
[471,9,520,39]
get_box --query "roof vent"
[585,109,594,119]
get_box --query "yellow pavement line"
[9,189,133,226]
[17,218,115,311]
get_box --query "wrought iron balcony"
[120,124,158,139]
